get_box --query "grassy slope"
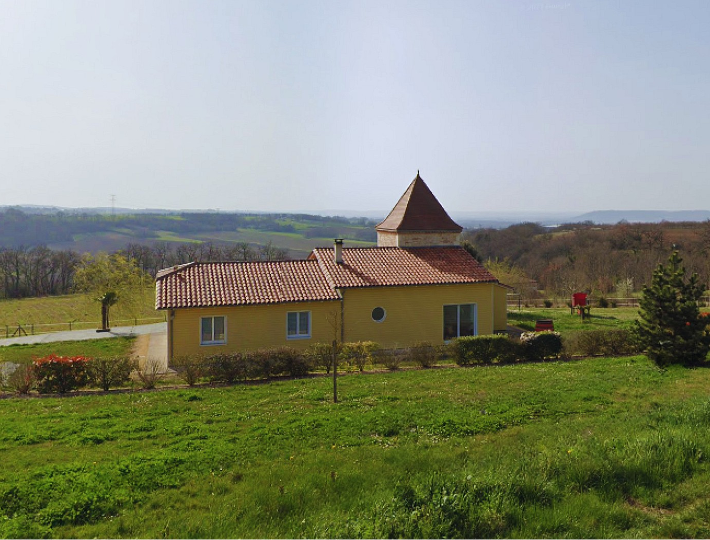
[2,357,710,538]
[0,292,160,335]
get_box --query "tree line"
[0,241,289,300]
[5,218,710,302]
[462,220,710,300]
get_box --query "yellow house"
[155,174,508,359]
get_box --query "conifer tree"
[636,251,710,367]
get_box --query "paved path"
[132,331,170,373]
[0,322,167,347]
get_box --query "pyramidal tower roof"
[376,172,463,232]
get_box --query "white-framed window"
[201,316,226,345]
[287,311,311,339]
[443,304,477,341]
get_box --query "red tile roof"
[311,246,497,289]
[156,247,499,310]
[376,173,463,233]
[155,260,340,309]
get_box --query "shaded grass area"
[3,357,710,537]
[0,337,136,365]
[0,292,160,336]
[507,307,639,335]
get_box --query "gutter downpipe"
[168,309,174,362]
[336,288,345,343]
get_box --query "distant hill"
[0,207,378,257]
[570,210,710,224]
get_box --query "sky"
[1,0,709,214]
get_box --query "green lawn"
[3,356,710,538]
[507,307,639,335]
[0,337,136,365]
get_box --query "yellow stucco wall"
[169,300,340,358]
[341,282,500,348]
[493,284,508,332]
[168,282,506,357]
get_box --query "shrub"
[207,353,247,383]
[377,349,404,371]
[543,299,553,308]
[564,329,639,357]
[135,358,165,390]
[6,363,35,394]
[341,341,379,372]
[249,349,276,379]
[33,354,90,394]
[520,331,562,362]
[408,341,439,368]
[307,342,335,373]
[449,335,518,366]
[171,355,204,386]
[87,356,135,391]
[598,296,609,308]
[270,347,310,377]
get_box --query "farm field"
[16,210,379,257]
[0,292,160,338]
[3,356,710,537]
[507,307,640,336]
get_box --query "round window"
[371,307,386,323]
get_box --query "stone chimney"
[334,239,344,264]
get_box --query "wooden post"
[332,340,338,403]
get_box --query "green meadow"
[507,307,640,335]
[0,337,135,365]
[3,355,710,538]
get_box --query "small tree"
[636,251,710,367]
[74,253,150,330]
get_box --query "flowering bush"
[33,354,90,394]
